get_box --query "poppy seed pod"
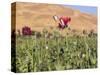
[60,48,64,54]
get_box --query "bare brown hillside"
[12,2,97,34]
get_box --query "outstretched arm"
[53,15,60,23]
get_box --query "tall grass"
[14,29,97,72]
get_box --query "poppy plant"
[22,26,32,35]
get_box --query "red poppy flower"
[22,26,32,35]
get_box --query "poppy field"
[12,28,97,73]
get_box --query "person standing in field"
[53,15,71,29]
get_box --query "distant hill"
[12,2,97,34]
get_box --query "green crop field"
[11,29,97,73]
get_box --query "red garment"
[59,16,71,26]
[59,16,71,29]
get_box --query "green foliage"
[13,30,97,72]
